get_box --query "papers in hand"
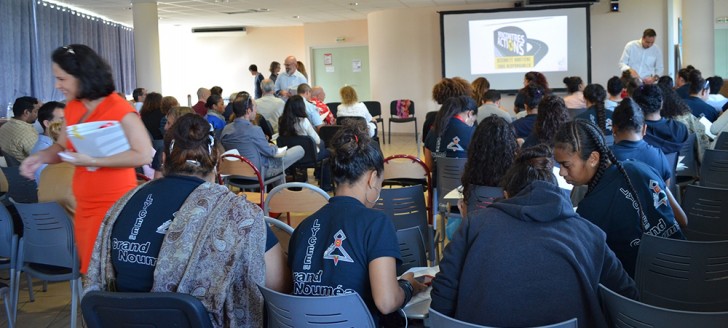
[400,266,440,307]
[699,116,717,139]
[274,146,287,158]
[66,121,130,158]
[444,186,463,200]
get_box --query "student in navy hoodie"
[632,84,689,155]
[554,120,685,277]
[431,145,637,328]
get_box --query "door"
[311,46,370,103]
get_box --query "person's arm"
[667,187,687,229]
[302,119,320,145]
[59,112,153,168]
[252,127,277,157]
[711,110,728,136]
[430,215,473,316]
[599,243,639,300]
[368,257,425,314]
[424,148,434,172]
[20,129,65,180]
[265,243,292,293]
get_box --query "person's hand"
[279,90,290,98]
[401,272,427,295]
[20,154,44,180]
[643,75,657,84]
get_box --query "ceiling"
[48,0,509,28]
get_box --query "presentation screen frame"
[440,4,592,94]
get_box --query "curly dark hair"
[432,77,472,105]
[278,95,308,137]
[583,84,608,134]
[500,144,555,197]
[461,115,517,204]
[632,84,663,114]
[51,44,116,100]
[656,84,691,118]
[532,95,569,146]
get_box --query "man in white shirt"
[706,76,728,112]
[619,28,663,84]
[274,56,307,98]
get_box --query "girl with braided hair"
[577,83,613,137]
[553,119,684,277]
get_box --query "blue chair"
[13,202,81,328]
[374,185,435,265]
[258,284,375,327]
[396,226,427,276]
[428,308,577,328]
[0,283,11,328]
[0,167,37,204]
[81,291,213,328]
[699,149,728,189]
[681,185,728,241]
[0,205,17,327]
[599,284,728,328]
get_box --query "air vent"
[224,8,269,15]
[191,26,247,37]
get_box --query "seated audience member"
[577,84,613,137]
[204,94,226,140]
[657,75,674,88]
[684,69,718,122]
[459,115,517,219]
[610,99,672,184]
[210,86,223,97]
[85,114,290,327]
[522,95,570,148]
[674,66,694,99]
[563,76,586,109]
[297,83,324,130]
[706,76,728,112]
[132,87,146,112]
[471,77,490,109]
[221,93,304,179]
[658,84,710,161]
[30,102,65,181]
[257,79,285,133]
[159,96,179,135]
[605,76,623,111]
[192,87,210,116]
[287,126,426,325]
[511,83,544,139]
[337,85,377,138]
[620,70,641,98]
[38,160,76,219]
[223,92,239,122]
[279,95,328,158]
[514,71,550,116]
[476,90,512,123]
[424,96,477,170]
[423,77,472,142]
[311,86,335,125]
[554,119,685,277]
[152,106,195,179]
[0,96,40,164]
[431,144,638,328]
[633,84,689,155]
[140,92,165,149]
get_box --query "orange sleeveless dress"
[65,94,137,273]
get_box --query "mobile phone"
[415,275,434,286]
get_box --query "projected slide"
[469,16,568,74]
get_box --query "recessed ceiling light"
[350,2,359,5]
[293,15,300,19]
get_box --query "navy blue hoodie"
[430,181,637,328]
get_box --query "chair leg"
[24,273,34,302]
[70,278,79,328]
[414,119,420,157]
[388,121,392,145]
[10,268,17,325]
[42,281,47,292]
[380,121,386,144]
[3,290,13,328]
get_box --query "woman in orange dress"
[21,44,152,273]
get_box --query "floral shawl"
[84,181,266,328]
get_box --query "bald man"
[274,56,308,98]
[193,87,211,116]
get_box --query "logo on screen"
[493,26,548,69]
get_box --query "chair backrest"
[265,216,294,235]
[714,132,728,151]
[567,108,587,121]
[264,182,330,215]
[466,185,504,215]
[258,284,375,328]
[81,291,213,328]
[3,155,21,167]
[319,125,343,150]
[325,102,340,117]
[0,167,8,194]
[396,226,426,276]
[677,133,699,179]
[389,100,416,117]
[14,202,77,269]
[363,101,382,117]
[664,151,678,189]
[681,184,728,241]
[436,157,468,205]
[277,135,318,168]
[383,154,433,221]
[373,185,432,257]
[0,205,16,260]
[428,308,577,328]
[599,284,728,328]
[0,167,38,203]
[635,234,728,312]
[699,149,728,189]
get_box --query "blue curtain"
[0,0,136,110]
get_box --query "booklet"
[66,121,130,158]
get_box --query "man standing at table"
[619,28,663,84]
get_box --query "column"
[682,0,715,74]
[132,0,162,92]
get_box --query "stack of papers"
[67,121,129,157]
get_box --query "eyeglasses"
[62,45,75,55]
[704,80,710,90]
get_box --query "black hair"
[523,82,545,110]
[462,115,517,204]
[532,95,569,146]
[643,28,656,38]
[205,94,222,109]
[607,76,623,97]
[483,90,501,102]
[249,64,258,72]
[583,84,608,134]
[432,95,477,137]
[677,67,694,82]
[632,84,663,114]
[269,61,280,74]
[232,92,252,118]
[554,119,647,222]
[707,76,724,95]
[279,95,308,137]
[37,101,65,131]
[330,125,384,187]
[563,76,583,94]
[297,83,311,95]
[51,44,115,100]
[163,114,218,177]
[657,84,691,118]
[612,98,644,134]
[657,75,674,88]
[500,144,555,197]
[210,86,223,96]
[132,88,145,102]
[140,92,162,116]
[523,71,550,92]
[12,96,38,118]
[620,70,641,97]
[688,69,707,95]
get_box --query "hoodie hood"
[490,180,575,223]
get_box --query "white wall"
[682,0,715,75]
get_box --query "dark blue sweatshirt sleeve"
[599,244,639,300]
[430,216,473,316]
